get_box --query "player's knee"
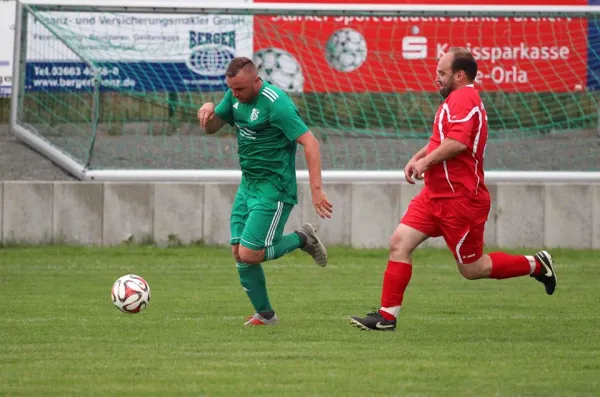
[389,224,427,261]
[231,244,243,263]
[457,257,487,280]
[458,265,480,280]
[389,231,412,260]
[238,246,263,265]
[389,230,402,251]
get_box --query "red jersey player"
[350,47,557,331]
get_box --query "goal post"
[10,0,600,182]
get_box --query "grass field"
[1,245,599,396]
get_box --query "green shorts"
[230,187,294,250]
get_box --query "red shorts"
[401,191,491,264]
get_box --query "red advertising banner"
[253,1,588,92]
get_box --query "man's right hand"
[404,157,418,184]
[197,103,216,128]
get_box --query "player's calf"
[486,250,557,295]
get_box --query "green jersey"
[214,81,308,204]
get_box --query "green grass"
[1,245,599,396]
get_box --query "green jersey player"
[197,57,333,326]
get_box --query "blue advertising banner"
[587,0,600,90]
[23,12,253,93]
[25,61,229,92]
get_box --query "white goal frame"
[10,0,600,183]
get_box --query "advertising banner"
[0,0,593,94]
[24,12,253,92]
[253,0,588,93]
[0,0,16,97]
[586,0,600,90]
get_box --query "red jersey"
[423,85,489,199]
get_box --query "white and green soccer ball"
[325,28,368,73]
[253,47,304,93]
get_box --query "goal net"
[10,1,600,181]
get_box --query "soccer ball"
[111,274,151,314]
[325,28,368,73]
[254,47,304,93]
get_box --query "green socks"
[236,262,272,313]
[236,233,306,314]
[264,232,304,261]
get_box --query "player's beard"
[439,76,455,98]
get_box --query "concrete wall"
[1,181,599,249]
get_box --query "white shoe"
[244,312,280,326]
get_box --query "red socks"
[377,254,541,320]
[489,252,540,279]
[379,261,412,320]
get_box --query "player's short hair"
[449,47,478,82]
[226,57,257,77]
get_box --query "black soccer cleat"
[531,250,557,295]
[350,311,396,331]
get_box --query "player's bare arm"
[197,102,227,135]
[412,138,467,180]
[405,144,429,184]
[297,131,333,219]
